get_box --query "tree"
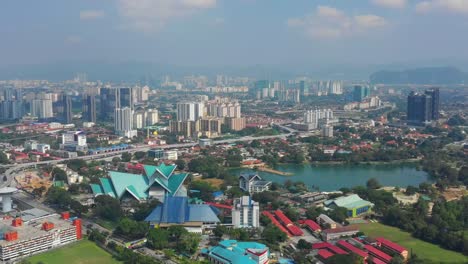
[46,186,72,208]
[328,207,348,224]
[366,178,381,189]
[147,228,169,249]
[121,152,132,162]
[297,239,312,250]
[175,159,186,170]
[134,151,146,160]
[389,256,404,264]
[178,232,201,254]
[115,218,148,239]
[405,185,418,195]
[213,224,227,238]
[52,168,68,182]
[262,225,287,244]
[94,195,122,221]
[0,152,9,164]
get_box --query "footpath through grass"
[27,239,121,264]
[357,223,468,264]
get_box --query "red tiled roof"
[302,219,321,231]
[364,245,392,262]
[274,210,293,226]
[328,245,348,255]
[312,242,332,249]
[262,211,290,237]
[323,225,359,234]
[336,240,368,259]
[317,249,334,259]
[375,237,407,254]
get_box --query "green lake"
[232,163,429,192]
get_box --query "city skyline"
[1,1,468,77]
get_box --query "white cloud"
[371,0,407,9]
[65,36,82,44]
[80,10,105,20]
[287,5,387,39]
[117,0,217,32]
[416,0,468,14]
[354,15,387,28]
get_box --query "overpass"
[0,132,292,188]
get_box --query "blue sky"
[1,0,468,70]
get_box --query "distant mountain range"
[370,67,468,85]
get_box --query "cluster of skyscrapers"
[0,89,24,120]
[407,88,440,125]
[170,98,245,138]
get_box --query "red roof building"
[364,245,392,263]
[375,237,408,260]
[317,249,334,260]
[336,240,368,259]
[300,219,321,232]
[262,211,290,237]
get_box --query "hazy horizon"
[2,1,468,79]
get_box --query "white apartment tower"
[31,99,53,118]
[114,107,137,138]
[177,102,204,121]
[232,196,260,228]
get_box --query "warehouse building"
[0,209,82,261]
[324,194,374,217]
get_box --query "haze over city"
[2,0,468,79]
[0,1,467,264]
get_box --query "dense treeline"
[382,197,468,255]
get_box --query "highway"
[0,129,294,188]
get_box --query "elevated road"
[0,132,292,188]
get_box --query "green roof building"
[90,163,188,202]
[324,194,374,217]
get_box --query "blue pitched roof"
[90,184,104,195]
[108,171,149,199]
[99,178,116,198]
[144,163,177,179]
[145,196,220,224]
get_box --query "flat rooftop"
[0,209,75,246]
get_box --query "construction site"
[14,169,53,195]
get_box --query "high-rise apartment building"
[133,111,146,129]
[425,88,440,120]
[62,94,72,124]
[0,89,23,120]
[100,87,119,120]
[329,81,343,95]
[407,92,432,124]
[353,85,371,102]
[146,109,159,126]
[304,109,334,129]
[300,80,310,97]
[82,94,96,123]
[177,102,204,121]
[114,107,137,138]
[226,117,246,131]
[119,87,133,108]
[31,99,53,119]
[232,196,260,228]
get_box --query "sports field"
[357,223,468,264]
[27,239,121,264]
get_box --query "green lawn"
[27,239,121,264]
[357,223,468,264]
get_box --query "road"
[0,131,293,188]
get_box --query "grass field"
[357,223,468,264]
[27,239,121,264]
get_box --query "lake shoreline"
[231,162,429,192]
